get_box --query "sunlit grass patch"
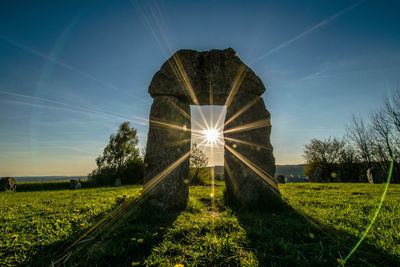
[0,185,141,266]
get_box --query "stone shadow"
[231,201,400,266]
[20,197,182,266]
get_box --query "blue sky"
[0,0,399,176]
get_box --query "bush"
[88,122,144,186]
[88,159,143,186]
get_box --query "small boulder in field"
[277,175,285,184]
[70,179,81,190]
[367,168,381,184]
[114,178,122,187]
[0,177,16,192]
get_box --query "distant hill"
[13,176,88,182]
[276,164,305,177]
[208,165,305,177]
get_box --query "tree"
[189,143,209,185]
[346,115,373,168]
[303,137,347,182]
[89,122,144,185]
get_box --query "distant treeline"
[16,180,95,192]
[303,90,400,183]
[14,176,87,183]
[275,165,305,177]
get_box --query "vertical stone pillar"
[224,96,280,209]
[143,96,191,209]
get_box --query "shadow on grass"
[21,199,182,267]
[231,201,400,266]
[18,185,399,266]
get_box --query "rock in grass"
[0,177,16,192]
[114,178,122,187]
[69,179,81,190]
[367,167,382,184]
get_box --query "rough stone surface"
[69,179,81,190]
[144,48,279,209]
[1,177,16,192]
[149,48,265,103]
[224,97,280,208]
[144,96,190,210]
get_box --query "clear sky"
[1,0,399,176]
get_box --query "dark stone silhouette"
[114,178,122,187]
[69,179,81,190]
[1,177,16,192]
[144,48,280,209]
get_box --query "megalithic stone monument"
[143,48,280,210]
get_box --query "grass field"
[0,182,399,266]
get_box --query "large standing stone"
[143,96,191,209]
[143,48,280,209]
[224,97,280,208]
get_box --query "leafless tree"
[370,110,393,161]
[303,137,346,164]
[346,115,373,167]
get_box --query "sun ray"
[191,119,208,131]
[134,0,210,133]
[224,159,240,196]
[0,34,119,92]
[196,136,213,148]
[150,119,188,131]
[166,98,206,132]
[224,144,279,192]
[195,105,211,130]
[57,148,193,263]
[224,65,247,108]
[209,80,213,105]
[150,119,203,135]
[223,136,272,151]
[224,96,260,127]
[214,106,227,129]
[169,55,200,105]
[57,190,144,262]
[166,98,191,120]
[143,151,191,195]
[224,119,271,134]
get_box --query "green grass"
[280,183,400,259]
[1,182,399,266]
[0,184,141,266]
